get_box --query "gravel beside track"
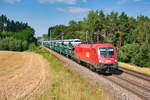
[109,68,150,100]
[0,51,51,100]
[106,74,150,100]
[43,46,150,100]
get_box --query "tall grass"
[119,62,150,76]
[34,47,111,100]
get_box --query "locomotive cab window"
[99,48,114,57]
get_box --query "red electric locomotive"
[74,43,118,72]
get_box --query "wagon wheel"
[77,59,80,64]
[90,65,96,72]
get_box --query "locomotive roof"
[76,43,115,48]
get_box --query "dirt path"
[0,51,51,100]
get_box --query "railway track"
[43,46,150,100]
[104,76,150,100]
[119,67,150,82]
[104,68,150,100]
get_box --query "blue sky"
[0,0,150,37]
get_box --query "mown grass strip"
[33,47,110,100]
[119,62,150,76]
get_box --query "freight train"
[42,39,118,73]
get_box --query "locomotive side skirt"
[74,56,118,72]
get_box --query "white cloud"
[117,0,141,4]
[143,2,150,5]
[103,8,114,11]
[82,0,87,3]
[39,0,88,4]
[56,8,66,12]
[56,7,90,13]
[39,0,76,5]
[117,0,128,4]
[68,7,90,13]
[133,0,140,2]
[2,0,21,3]
[146,9,150,14]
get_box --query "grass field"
[119,62,150,76]
[34,47,111,100]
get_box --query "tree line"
[0,15,37,51]
[48,10,150,67]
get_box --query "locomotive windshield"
[99,48,114,57]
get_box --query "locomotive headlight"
[99,58,102,63]
[115,59,117,62]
